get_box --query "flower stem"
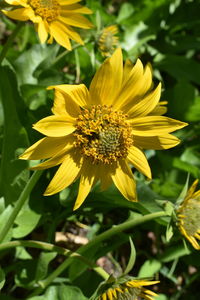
[0,22,23,65]
[29,210,167,297]
[0,239,109,281]
[0,170,43,243]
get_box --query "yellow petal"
[31,153,65,170]
[5,0,26,5]
[131,116,188,136]
[127,83,161,118]
[111,160,137,202]
[59,0,82,5]
[185,179,199,201]
[127,146,152,179]
[73,161,97,210]
[44,152,82,196]
[33,115,76,137]
[37,20,48,43]
[57,21,84,45]
[19,136,68,160]
[89,48,123,106]
[133,133,181,150]
[58,14,93,29]
[49,21,72,50]
[48,84,89,107]
[60,4,93,14]
[114,59,144,110]
[2,8,31,21]
[51,89,81,117]
[107,289,113,300]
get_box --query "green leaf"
[159,244,191,262]
[166,224,174,242]
[13,205,41,238]
[0,66,29,204]
[0,267,5,290]
[35,252,57,281]
[34,285,88,300]
[123,237,136,275]
[117,3,134,23]
[138,259,162,277]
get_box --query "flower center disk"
[29,0,60,22]
[74,105,133,164]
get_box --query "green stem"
[0,240,109,281]
[30,211,167,297]
[0,170,43,243]
[0,22,23,65]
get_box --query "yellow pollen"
[29,0,60,22]
[178,198,200,236]
[74,105,133,164]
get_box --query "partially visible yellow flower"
[177,179,200,250]
[2,0,93,50]
[98,25,118,57]
[99,278,159,300]
[20,48,187,210]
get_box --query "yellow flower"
[177,179,200,250]
[98,25,119,57]
[99,278,159,300]
[20,48,187,210]
[2,0,93,50]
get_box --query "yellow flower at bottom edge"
[20,48,187,210]
[2,0,93,50]
[177,179,200,250]
[99,279,159,300]
[98,25,119,57]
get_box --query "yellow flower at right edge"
[177,179,200,250]
[20,48,187,210]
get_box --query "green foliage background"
[0,0,200,299]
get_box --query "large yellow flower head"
[177,179,200,250]
[2,0,93,50]
[98,278,159,300]
[20,48,187,210]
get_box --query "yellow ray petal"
[107,289,113,300]
[59,0,81,5]
[114,59,143,110]
[127,83,161,118]
[49,22,72,50]
[2,8,32,21]
[127,146,152,179]
[48,84,89,107]
[33,115,76,137]
[31,153,65,170]
[130,116,187,136]
[185,179,199,200]
[58,14,93,29]
[44,152,82,196]
[60,4,93,14]
[133,133,181,150]
[5,0,26,5]
[19,136,69,160]
[111,160,137,202]
[52,89,81,117]
[55,21,84,45]
[89,48,123,106]
[37,20,48,43]
[73,161,98,210]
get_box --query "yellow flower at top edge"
[98,25,119,57]
[20,48,187,210]
[177,179,200,250]
[99,278,159,300]
[2,0,93,50]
